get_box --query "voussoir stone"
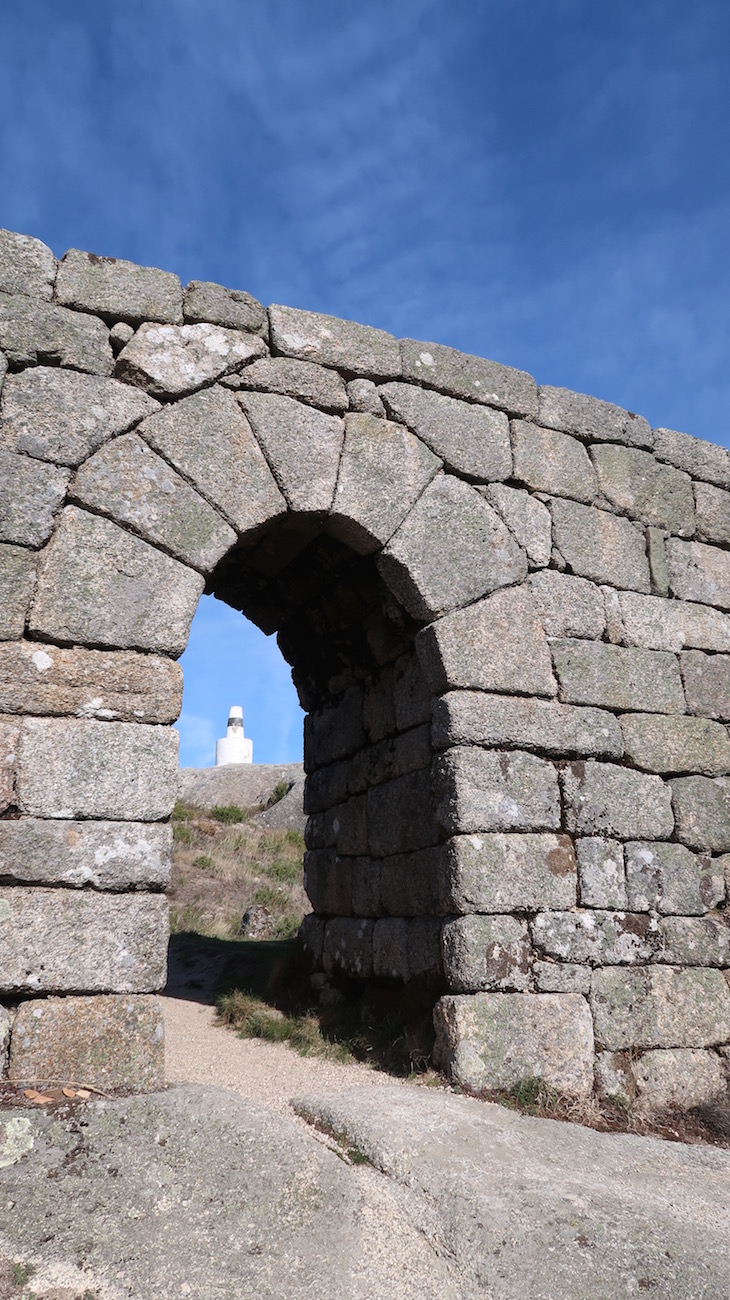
[29,507,204,655]
[590,966,730,1050]
[618,591,730,653]
[432,690,623,758]
[8,994,165,1091]
[330,412,439,553]
[442,915,531,993]
[681,650,730,720]
[0,292,113,374]
[269,304,401,378]
[416,584,556,696]
[237,356,348,411]
[441,832,577,913]
[0,229,56,299]
[238,390,343,514]
[183,279,267,335]
[550,498,651,592]
[590,443,695,534]
[624,840,723,915]
[531,910,654,966]
[0,641,182,723]
[401,339,537,418]
[576,838,627,909]
[512,420,597,503]
[0,818,171,889]
[379,474,527,621]
[435,747,561,835]
[653,426,730,487]
[484,484,552,567]
[562,761,674,840]
[0,367,158,466]
[657,916,730,968]
[0,888,168,994]
[0,545,36,640]
[378,381,511,481]
[694,481,730,544]
[434,992,594,1094]
[0,449,68,548]
[116,321,265,397]
[633,1049,727,1110]
[671,776,730,852]
[56,249,183,325]
[620,712,730,775]
[551,640,684,714]
[72,432,236,572]
[538,386,653,448]
[528,569,605,638]
[666,538,730,610]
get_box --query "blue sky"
[2,0,729,764]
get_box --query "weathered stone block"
[17,717,178,820]
[538,386,652,448]
[0,545,36,640]
[303,760,350,815]
[681,650,730,720]
[534,962,591,994]
[666,538,730,610]
[238,390,343,514]
[303,686,365,769]
[658,916,730,967]
[550,498,651,591]
[72,433,236,572]
[30,507,204,655]
[322,917,374,979]
[237,356,347,411]
[0,228,55,299]
[484,484,552,567]
[379,474,527,621]
[620,712,730,775]
[0,449,69,547]
[671,776,730,852]
[434,992,594,1094]
[625,841,722,915]
[432,691,622,759]
[379,846,442,915]
[303,850,352,916]
[512,420,597,502]
[0,292,113,374]
[0,818,171,889]
[406,917,443,981]
[56,249,183,324]
[531,910,654,966]
[442,915,531,992]
[634,1049,727,1110]
[619,591,730,653]
[330,413,439,553]
[117,322,265,397]
[528,569,605,638]
[590,967,730,1050]
[393,653,432,731]
[416,584,556,696]
[653,426,730,486]
[1,367,158,466]
[601,585,625,642]
[183,279,267,334]
[140,386,285,535]
[298,913,325,963]
[0,1005,9,1072]
[350,856,382,916]
[577,838,627,909]
[0,641,182,723]
[551,640,684,714]
[401,339,537,417]
[348,726,431,795]
[367,768,438,856]
[373,918,409,981]
[270,304,401,378]
[329,794,368,856]
[441,833,576,913]
[647,527,669,596]
[694,481,730,545]
[435,748,561,835]
[594,1050,635,1103]
[0,716,19,812]
[0,888,168,993]
[379,381,512,481]
[346,378,384,416]
[8,994,165,1091]
[591,444,695,534]
[562,761,674,839]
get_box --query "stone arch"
[2,228,730,1109]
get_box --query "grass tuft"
[210,804,248,824]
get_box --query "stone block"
[406,917,443,981]
[401,338,537,417]
[647,528,669,596]
[695,481,730,545]
[303,760,350,815]
[0,888,168,993]
[72,432,236,572]
[367,768,438,856]
[594,1051,634,1103]
[534,962,591,994]
[0,545,36,639]
[303,686,365,769]
[601,585,625,642]
[434,992,594,1094]
[435,747,560,835]
[238,390,343,514]
[183,279,267,334]
[0,716,19,812]
[0,352,6,392]
[330,413,439,553]
[330,794,368,856]
[379,381,511,481]
[270,304,401,378]
[30,507,204,655]
[442,915,531,993]
[0,640,182,723]
[110,322,134,353]
[666,538,730,610]
[0,292,113,374]
[625,841,722,915]
[537,386,652,448]
[432,691,623,759]
[322,917,374,979]
[1,367,158,466]
[653,426,730,487]
[634,1049,727,1110]
[591,444,695,534]
[373,918,409,981]
[0,449,69,548]
[528,569,605,638]
[484,484,551,567]
[562,761,674,840]
[416,584,556,696]
[681,650,730,720]
[347,378,384,416]
[237,356,348,411]
[140,386,285,535]
[620,712,730,775]
[56,249,182,324]
[350,856,382,916]
[550,498,650,591]
[17,717,178,820]
[298,913,325,963]
[551,640,684,713]
[8,994,165,1091]
[619,591,730,653]
[590,966,730,1050]
[671,776,730,851]
[512,420,597,502]
[303,850,352,916]
[577,838,627,909]
[531,910,654,966]
[393,652,432,731]
[349,726,431,795]
[0,228,55,299]
[116,322,265,397]
[379,474,527,621]
[441,832,576,913]
[0,818,171,889]
[657,916,730,967]
[379,846,443,915]
[0,1006,9,1072]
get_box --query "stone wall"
[1,226,730,1108]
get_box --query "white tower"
[215,705,253,766]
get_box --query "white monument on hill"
[215,706,253,766]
